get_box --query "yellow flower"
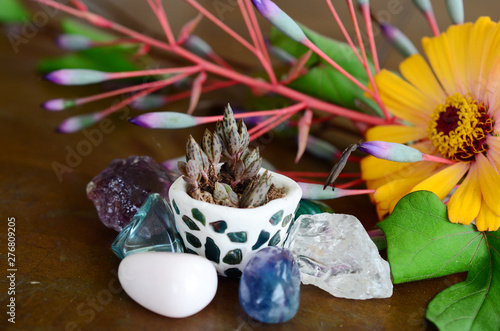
[362,17,500,231]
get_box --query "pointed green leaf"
[270,24,381,115]
[379,191,500,330]
[379,191,482,283]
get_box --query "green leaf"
[379,191,482,283]
[379,191,500,330]
[0,0,29,23]
[60,18,116,42]
[426,234,500,331]
[37,18,144,74]
[37,47,139,74]
[270,24,381,115]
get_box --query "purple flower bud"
[299,182,374,200]
[251,0,307,44]
[355,0,369,5]
[445,0,464,24]
[56,34,93,51]
[380,23,418,57]
[412,0,432,13]
[41,98,76,111]
[129,112,200,129]
[184,35,213,58]
[358,141,424,163]
[44,69,108,85]
[56,113,102,133]
[130,95,168,110]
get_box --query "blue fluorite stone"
[239,247,300,324]
[112,193,184,259]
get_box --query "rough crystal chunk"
[284,213,393,299]
[239,247,300,324]
[87,155,178,231]
[112,193,184,259]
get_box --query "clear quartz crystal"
[284,213,393,299]
[112,193,184,259]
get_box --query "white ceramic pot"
[169,169,302,277]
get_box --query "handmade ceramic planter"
[169,169,302,277]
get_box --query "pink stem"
[148,0,176,45]
[185,0,255,52]
[34,0,387,126]
[425,11,440,36]
[107,66,199,80]
[360,3,380,73]
[324,0,362,63]
[166,80,239,104]
[277,171,360,178]
[336,178,364,189]
[250,105,305,140]
[76,69,199,106]
[247,103,306,135]
[422,154,456,165]
[242,0,277,84]
[345,0,391,119]
[98,80,173,118]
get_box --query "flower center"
[427,93,494,161]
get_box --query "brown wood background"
[1,1,497,330]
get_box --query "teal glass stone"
[191,208,206,226]
[185,232,202,248]
[182,215,200,231]
[210,221,227,233]
[269,210,284,226]
[227,231,247,243]
[252,230,270,250]
[294,199,334,219]
[205,237,220,263]
[111,193,184,259]
[223,249,242,265]
[268,230,281,246]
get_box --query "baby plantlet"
[178,104,281,208]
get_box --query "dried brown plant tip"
[179,104,282,208]
[324,143,359,190]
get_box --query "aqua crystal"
[112,193,184,259]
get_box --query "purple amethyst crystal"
[86,155,179,232]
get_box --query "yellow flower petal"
[485,136,500,168]
[476,153,500,216]
[475,202,500,231]
[374,70,434,126]
[411,162,469,199]
[422,34,456,95]
[468,17,496,97]
[484,25,500,109]
[399,54,446,106]
[448,164,481,225]
[374,173,432,214]
[366,125,427,144]
[444,23,472,94]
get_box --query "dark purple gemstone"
[86,155,179,231]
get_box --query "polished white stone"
[118,252,217,318]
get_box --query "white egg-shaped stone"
[118,252,217,318]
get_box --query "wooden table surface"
[1,1,489,329]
